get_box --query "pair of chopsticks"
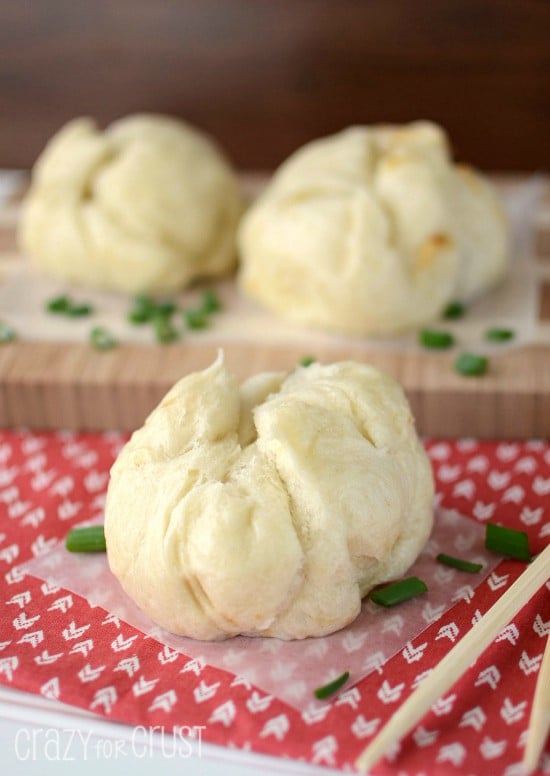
[356,542,550,774]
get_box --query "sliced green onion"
[128,295,156,324]
[156,300,177,317]
[46,295,71,313]
[90,326,118,350]
[0,322,16,343]
[454,352,488,377]
[485,328,515,343]
[67,302,93,317]
[443,301,466,320]
[419,329,455,349]
[369,576,428,607]
[436,553,483,573]
[200,289,221,314]
[184,309,209,330]
[485,523,532,562]
[313,671,349,699]
[66,525,106,553]
[153,314,179,343]
[299,355,316,367]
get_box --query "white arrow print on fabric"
[467,455,489,472]
[50,476,74,497]
[496,443,519,461]
[102,613,121,628]
[0,641,11,651]
[111,633,138,652]
[540,523,550,538]
[304,640,329,659]
[301,703,331,725]
[515,456,536,473]
[519,650,543,676]
[246,692,272,714]
[432,694,456,716]
[438,464,462,482]
[480,736,507,759]
[402,641,427,663]
[502,485,525,504]
[454,532,477,552]
[84,470,109,492]
[436,743,466,766]
[434,566,455,585]
[436,623,459,643]
[452,585,475,604]
[180,657,204,676]
[422,602,445,624]
[0,484,18,502]
[473,501,496,521]
[351,715,380,739]
[5,565,26,585]
[62,622,90,641]
[7,591,31,608]
[40,580,60,596]
[533,476,550,496]
[342,630,367,653]
[31,470,56,491]
[453,479,475,499]
[114,656,140,677]
[413,726,439,747]
[475,665,501,690]
[362,651,387,675]
[21,508,45,529]
[428,443,451,460]
[488,471,511,490]
[132,676,158,697]
[148,690,177,713]
[35,650,63,665]
[412,669,433,689]
[91,686,117,714]
[47,595,73,613]
[31,535,57,557]
[17,631,44,648]
[335,687,361,710]
[9,500,31,519]
[259,715,289,741]
[284,681,307,701]
[194,680,220,703]
[382,615,404,635]
[158,645,179,664]
[69,640,94,657]
[209,701,236,727]
[231,675,254,690]
[311,736,338,766]
[533,614,550,637]
[488,571,510,592]
[377,680,405,704]
[459,706,486,731]
[57,500,82,521]
[500,698,527,725]
[78,664,106,683]
[520,506,543,526]
[0,545,19,564]
[12,612,40,631]
[40,677,60,700]
[0,656,18,681]
[496,623,519,646]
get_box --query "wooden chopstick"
[523,631,550,774]
[356,542,550,773]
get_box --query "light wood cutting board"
[0,174,549,438]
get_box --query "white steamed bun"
[105,354,434,640]
[18,114,243,293]
[238,121,509,335]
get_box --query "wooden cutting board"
[0,174,549,438]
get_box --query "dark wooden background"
[1,0,549,172]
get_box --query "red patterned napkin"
[0,430,549,775]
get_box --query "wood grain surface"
[1,0,549,171]
[0,174,549,438]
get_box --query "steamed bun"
[18,115,243,294]
[238,122,509,335]
[105,354,434,641]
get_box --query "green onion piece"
[128,308,152,324]
[184,309,208,330]
[66,525,106,553]
[156,300,177,317]
[46,295,71,313]
[443,301,466,319]
[485,328,515,343]
[67,302,93,317]
[299,356,316,367]
[128,295,156,324]
[90,326,118,350]
[313,671,350,700]
[436,553,483,573]
[419,329,455,349]
[0,322,16,343]
[153,314,179,343]
[369,576,428,607]
[454,352,488,377]
[485,523,532,562]
[200,289,221,314]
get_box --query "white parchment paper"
[23,508,499,711]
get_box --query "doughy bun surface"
[105,355,434,640]
[19,115,243,294]
[238,121,508,335]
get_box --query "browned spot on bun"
[416,233,454,271]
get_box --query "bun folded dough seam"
[238,121,509,336]
[105,355,434,641]
[18,114,243,294]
